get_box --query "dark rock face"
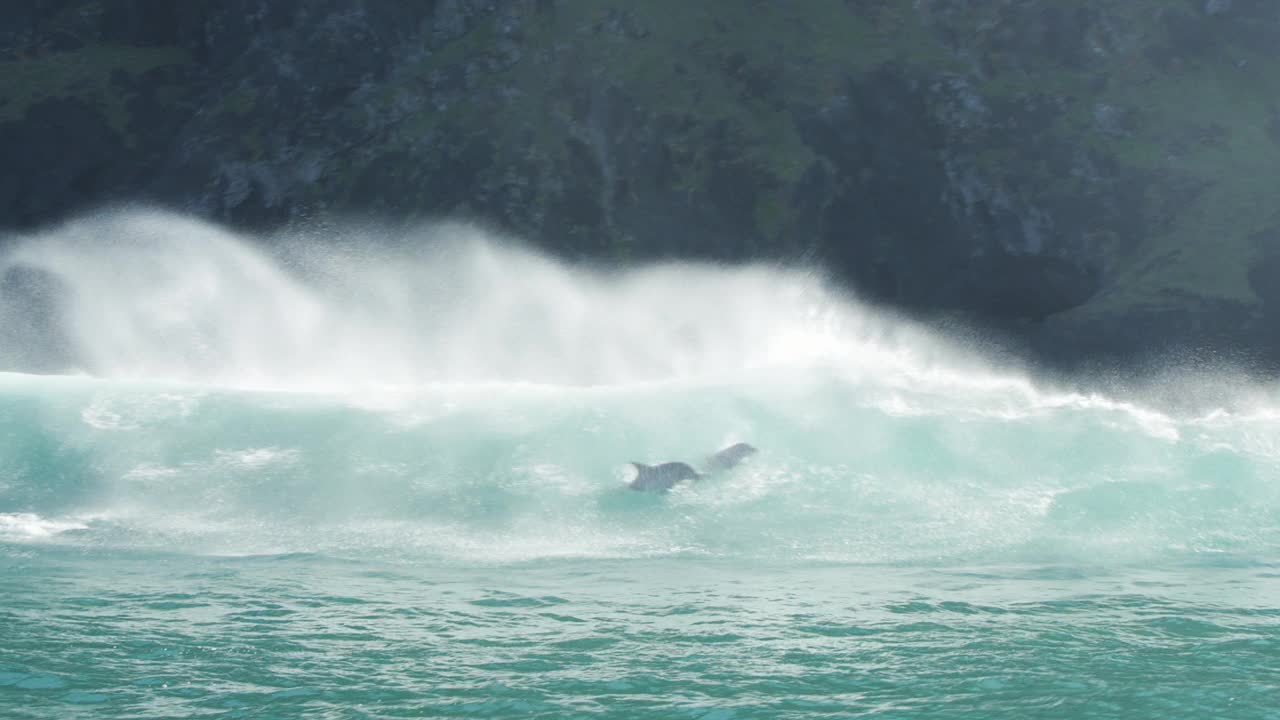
[3,1,1280,373]
[0,98,122,226]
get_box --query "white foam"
[122,463,183,483]
[81,391,201,430]
[0,513,87,540]
[213,447,301,470]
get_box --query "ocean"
[1,211,1277,719]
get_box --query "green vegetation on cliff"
[0,44,189,137]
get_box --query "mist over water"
[0,209,956,389]
[0,209,1276,567]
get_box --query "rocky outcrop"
[3,1,1280,372]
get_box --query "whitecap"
[0,513,87,540]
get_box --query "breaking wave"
[0,210,1276,565]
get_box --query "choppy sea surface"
[1,212,1277,718]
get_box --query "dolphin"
[705,442,757,472]
[627,443,758,492]
[627,462,703,492]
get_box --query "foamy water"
[1,211,1276,719]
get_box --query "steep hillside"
[3,1,1279,370]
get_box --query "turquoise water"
[1,212,1278,718]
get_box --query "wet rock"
[0,99,124,227]
[1204,0,1233,17]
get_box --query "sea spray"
[0,210,1274,565]
[0,209,1028,390]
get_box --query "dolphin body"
[705,442,757,471]
[628,462,702,492]
[627,443,757,492]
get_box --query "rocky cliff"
[3,1,1279,372]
